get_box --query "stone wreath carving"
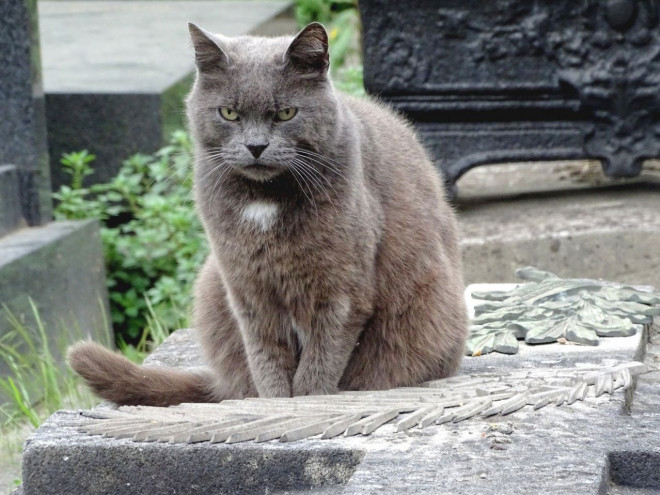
[467,267,660,356]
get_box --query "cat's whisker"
[193,154,230,179]
[291,158,334,204]
[294,147,340,163]
[208,162,234,200]
[297,154,342,179]
[295,158,342,178]
[296,168,327,206]
[197,152,228,163]
[294,157,340,200]
[193,156,223,170]
[291,158,323,191]
[290,166,317,211]
[143,154,193,190]
[294,160,330,194]
[189,160,229,201]
[294,148,344,175]
[294,148,343,168]
[299,159,338,194]
[288,165,318,219]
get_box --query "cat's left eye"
[219,107,239,121]
[275,108,297,122]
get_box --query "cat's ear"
[285,22,329,75]
[188,23,229,73]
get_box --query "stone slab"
[38,0,295,190]
[0,220,112,400]
[39,1,293,94]
[21,316,660,494]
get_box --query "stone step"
[38,0,296,191]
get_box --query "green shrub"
[294,0,356,26]
[294,0,364,93]
[53,131,208,345]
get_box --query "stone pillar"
[0,0,52,226]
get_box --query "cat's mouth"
[238,162,282,181]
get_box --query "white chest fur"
[241,201,278,232]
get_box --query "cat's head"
[186,22,337,183]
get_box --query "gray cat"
[68,22,468,406]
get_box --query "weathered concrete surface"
[38,0,296,190]
[457,163,660,289]
[22,320,660,494]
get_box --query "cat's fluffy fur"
[68,23,468,406]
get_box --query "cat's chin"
[235,163,284,182]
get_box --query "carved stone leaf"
[468,267,660,355]
[575,297,615,323]
[514,266,557,282]
[580,294,651,334]
[77,363,651,444]
[472,306,528,325]
[507,322,552,337]
[466,326,519,356]
[524,314,599,345]
[590,292,660,320]
[470,290,515,302]
[473,300,518,315]
[583,315,641,338]
[538,296,580,312]
[599,287,660,306]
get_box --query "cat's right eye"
[275,108,297,122]
[219,107,239,121]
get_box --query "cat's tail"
[67,341,217,407]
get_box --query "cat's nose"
[246,143,268,158]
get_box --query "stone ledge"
[23,412,363,495]
[21,316,660,494]
[39,1,294,94]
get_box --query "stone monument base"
[20,313,659,494]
